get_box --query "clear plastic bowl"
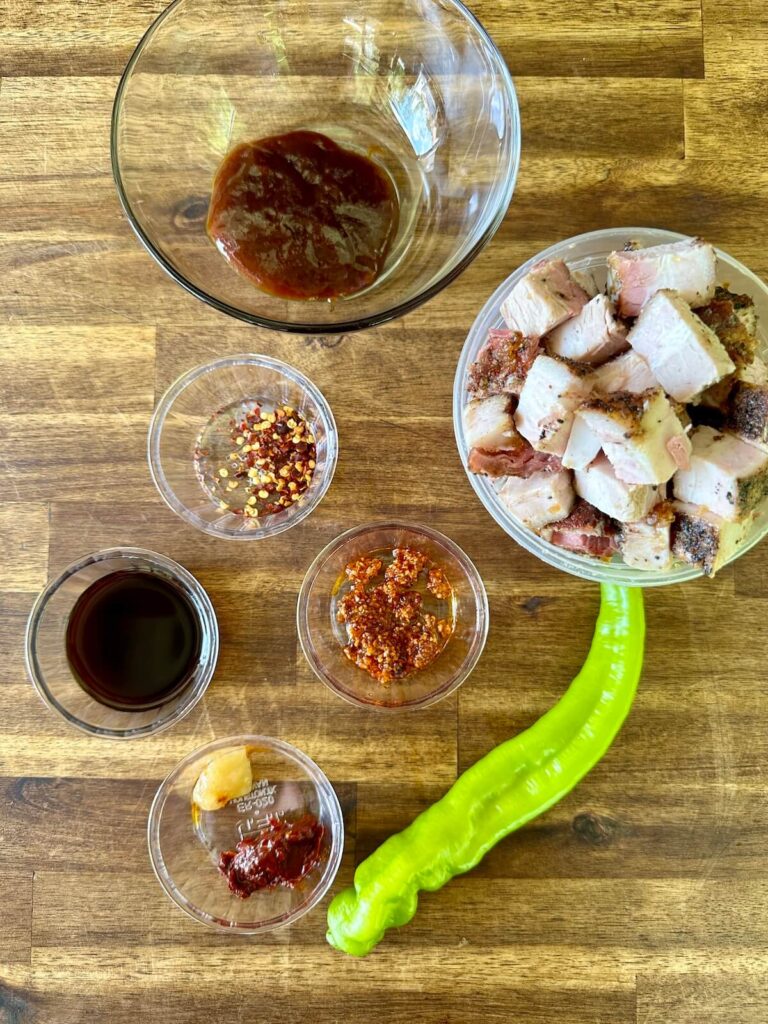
[453,227,768,586]
[111,0,520,334]
[297,521,489,710]
[148,354,337,540]
[148,735,344,932]
[24,547,219,738]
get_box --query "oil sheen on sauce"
[206,130,399,301]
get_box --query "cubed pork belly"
[467,329,540,398]
[515,354,593,456]
[727,381,768,449]
[591,350,658,395]
[570,268,600,298]
[618,502,675,571]
[576,388,691,485]
[672,425,768,520]
[463,394,518,451]
[497,469,575,531]
[501,259,589,338]
[627,290,735,402]
[606,237,716,317]
[546,294,629,364]
[672,501,755,576]
[542,499,619,558]
[562,413,603,470]
[468,446,562,478]
[695,287,758,371]
[574,453,662,523]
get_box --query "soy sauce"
[65,570,202,711]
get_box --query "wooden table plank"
[3,0,768,1020]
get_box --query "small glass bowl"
[454,227,768,586]
[148,354,337,540]
[24,547,219,739]
[297,521,488,710]
[111,0,520,333]
[148,735,344,932]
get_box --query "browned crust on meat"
[646,500,676,526]
[671,511,719,576]
[695,291,757,370]
[579,388,660,434]
[727,383,768,444]
[467,330,540,398]
[554,498,616,533]
[553,355,594,377]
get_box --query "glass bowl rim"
[24,545,220,738]
[110,0,521,334]
[147,352,339,541]
[452,225,768,587]
[296,519,489,710]
[147,733,345,933]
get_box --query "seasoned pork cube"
[607,237,716,317]
[673,425,768,520]
[695,287,758,371]
[627,290,734,402]
[618,502,675,571]
[515,354,593,456]
[727,382,768,449]
[672,501,755,576]
[575,454,661,523]
[591,350,658,395]
[577,389,691,485]
[571,268,600,298]
[467,329,540,398]
[468,445,561,478]
[497,469,575,531]
[546,294,628,364]
[463,395,518,452]
[542,500,618,558]
[699,353,768,411]
[501,259,589,338]
[562,413,603,471]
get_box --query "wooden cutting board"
[2,1,768,1021]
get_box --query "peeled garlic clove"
[192,747,253,811]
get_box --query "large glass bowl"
[148,735,344,932]
[453,227,768,587]
[111,0,519,334]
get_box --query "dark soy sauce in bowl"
[65,570,202,710]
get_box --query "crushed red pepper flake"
[211,404,317,518]
[336,548,454,684]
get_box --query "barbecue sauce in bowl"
[65,570,202,711]
[206,130,399,301]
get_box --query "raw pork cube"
[501,259,589,338]
[574,454,661,523]
[672,425,768,520]
[463,395,518,451]
[591,350,658,395]
[672,501,755,576]
[562,413,603,471]
[542,500,618,558]
[497,469,575,531]
[467,329,540,398]
[515,354,593,456]
[607,237,716,317]
[618,503,675,571]
[577,389,691,485]
[627,290,734,402]
[546,294,628,364]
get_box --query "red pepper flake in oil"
[336,548,455,684]
[212,404,317,518]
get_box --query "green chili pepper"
[326,582,644,956]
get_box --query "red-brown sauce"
[207,130,399,301]
[218,815,325,898]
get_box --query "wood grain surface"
[2,1,768,1021]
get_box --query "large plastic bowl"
[453,227,768,586]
